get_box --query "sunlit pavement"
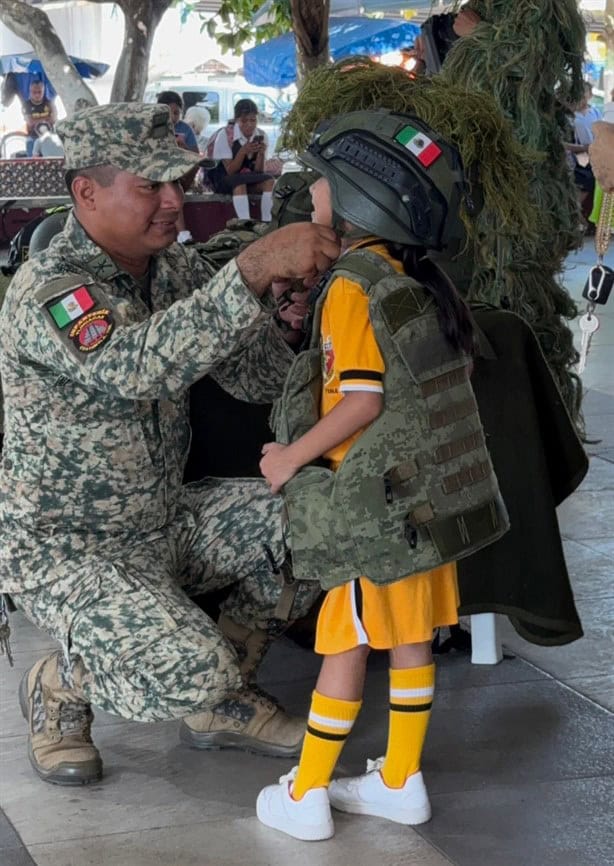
[1,237,613,866]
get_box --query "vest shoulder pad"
[330,249,433,329]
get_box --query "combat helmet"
[300,109,467,250]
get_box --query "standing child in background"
[209,98,275,221]
[22,78,57,157]
[257,110,505,841]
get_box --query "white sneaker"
[328,757,432,825]
[256,767,334,841]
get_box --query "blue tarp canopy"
[244,17,420,87]
[0,52,109,102]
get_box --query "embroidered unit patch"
[322,336,335,385]
[48,286,95,328]
[394,126,442,168]
[69,309,114,353]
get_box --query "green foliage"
[177,0,291,55]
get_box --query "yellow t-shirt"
[320,241,403,466]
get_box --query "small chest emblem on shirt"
[322,335,335,385]
[69,309,114,353]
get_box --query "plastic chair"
[0,131,29,159]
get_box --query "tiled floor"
[1,237,613,866]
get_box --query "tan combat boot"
[180,615,306,757]
[19,651,103,785]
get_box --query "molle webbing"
[429,398,476,430]
[441,460,492,494]
[433,430,485,464]
[421,367,467,397]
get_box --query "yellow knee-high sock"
[380,664,435,789]
[291,691,361,800]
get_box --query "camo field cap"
[57,103,214,181]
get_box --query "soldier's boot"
[19,651,103,786]
[180,614,305,758]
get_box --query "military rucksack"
[271,249,509,590]
[1,206,69,277]
[193,218,269,273]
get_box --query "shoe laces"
[278,765,298,785]
[366,756,385,774]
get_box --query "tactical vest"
[271,249,509,590]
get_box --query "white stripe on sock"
[309,711,354,730]
[390,686,434,699]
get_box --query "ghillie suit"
[280,0,586,425]
[441,0,586,422]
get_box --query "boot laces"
[59,699,93,742]
[241,684,280,712]
[279,765,299,785]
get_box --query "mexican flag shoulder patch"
[48,286,95,329]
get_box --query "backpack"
[270,248,509,589]
[205,121,234,160]
[1,206,70,277]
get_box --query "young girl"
[257,110,481,841]
[209,98,275,221]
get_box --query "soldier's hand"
[589,123,614,193]
[237,223,340,296]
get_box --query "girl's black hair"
[386,242,475,356]
[234,98,258,118]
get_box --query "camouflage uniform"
[0,105,320,724]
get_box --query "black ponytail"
[386,243,475,356]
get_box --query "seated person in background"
[156,90,199,153]
[184,105,211,153]
[31,123,64,157]
[209,98,275,222]
[157,90,199,243]
[22,78,57,157]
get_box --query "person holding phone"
[209,98,275,221]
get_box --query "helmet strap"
[332,210,371,243]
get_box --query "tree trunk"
[110,0,172,102]
[0,0,97,114]
[290,0,330,87]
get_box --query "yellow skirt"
[315,563,459,655]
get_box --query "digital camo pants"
[11,478,320,722]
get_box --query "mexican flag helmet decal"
[299,109,468,250]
